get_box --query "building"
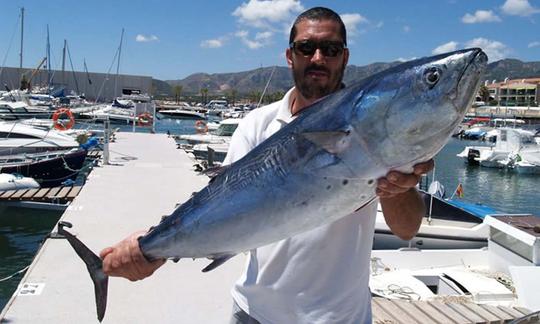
[485,78,540,107]
[0,66,152,102]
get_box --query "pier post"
[103,118,110,165]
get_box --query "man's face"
[286,19,349,101]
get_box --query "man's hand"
[376,160,434,198]
[100,231,166,281]
[376,160,434,240]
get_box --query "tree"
[229,88,237,106]
[200,88,209,105]
[173,85,183,104]
[478,85,490,103]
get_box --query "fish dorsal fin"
[201,253,235,272]
[202,165,231,182]
[300,129,352,155]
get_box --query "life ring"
[137,112,153,126]
[194,120,208,133]
[52,108,75,131]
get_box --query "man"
[101,7,433,324]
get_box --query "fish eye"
[424,67,441,87]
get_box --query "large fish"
[61,48,487,321]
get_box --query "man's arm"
[376,160,434,240]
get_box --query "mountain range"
[152,59,540,97]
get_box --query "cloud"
[233,0,304,29]
[528,41,540,48]
[465,38,510,61]
[501,0,540,16]
[340,13,369,36]
[461,10,501,23]
[403,25,411,33]
[235,30,268,49]
[432,41,459,54]
[201,39,225,48]
[135,34,159,42]
[395,56,417,62]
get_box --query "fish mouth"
[452,48,488,112]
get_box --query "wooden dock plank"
[372,298,399,323]
[22,188,40,199]
[429,301,473,324]
[496,305,527,319]
[0,190,17,199]
[375,298,418,324]
[412,300,456,323]
[448,303,487,323]
[463,303,501,323]
[392,299,435,323]
[45,187,62,198]
[33,188,51,199]
[55,187,72,199]
[9,189,28,199]
[66,186,82,199]
[478,304,513,322]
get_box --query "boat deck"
[0,132,245,323]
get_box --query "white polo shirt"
[224,87,376,324]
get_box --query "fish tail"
[57,221,108,322]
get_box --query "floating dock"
[0,132,245,323]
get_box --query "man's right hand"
[100,231,166,281]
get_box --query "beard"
[292,63,345,100]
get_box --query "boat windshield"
[214,123,238,136]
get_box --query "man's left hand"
[376,160,434,198]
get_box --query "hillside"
[152,58,540,97]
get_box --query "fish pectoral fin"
[201,253,235,272]
[300,130,351,155]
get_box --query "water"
[0,118,539,311]
[431,138,539,216]
[0,207,61,309]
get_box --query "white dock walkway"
[1,132,245,323]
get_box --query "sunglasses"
[290,40,346,57]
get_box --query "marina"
[1,3,540,322]
[0,128,538,323]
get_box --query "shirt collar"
[275,87,297,126]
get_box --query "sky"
[0,0,539,81]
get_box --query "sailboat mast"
[114,28,124,98]
[62,39,66,85]
[19,7,24,70]
[46,24,51,93]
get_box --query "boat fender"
[195,120,208,133]
[52,107,75,131]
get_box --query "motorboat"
[175,118,240,145]
[0,121,79,156]
[0,173,40,191]
[0,148,88,187]
[159,108,206,120]
[374,188,495,250]
[79,105,138,124]
[457,128,540,168]
[0,100,52,120]
[370,214,540,315]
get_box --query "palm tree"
[200,88,209,105]
[174,85,183,104]
[478,85,490,104]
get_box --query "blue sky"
[1,0,539,81]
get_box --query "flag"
[455,183,464,198]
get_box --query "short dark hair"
[289,7,347,46]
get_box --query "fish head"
[352,48,487,171]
